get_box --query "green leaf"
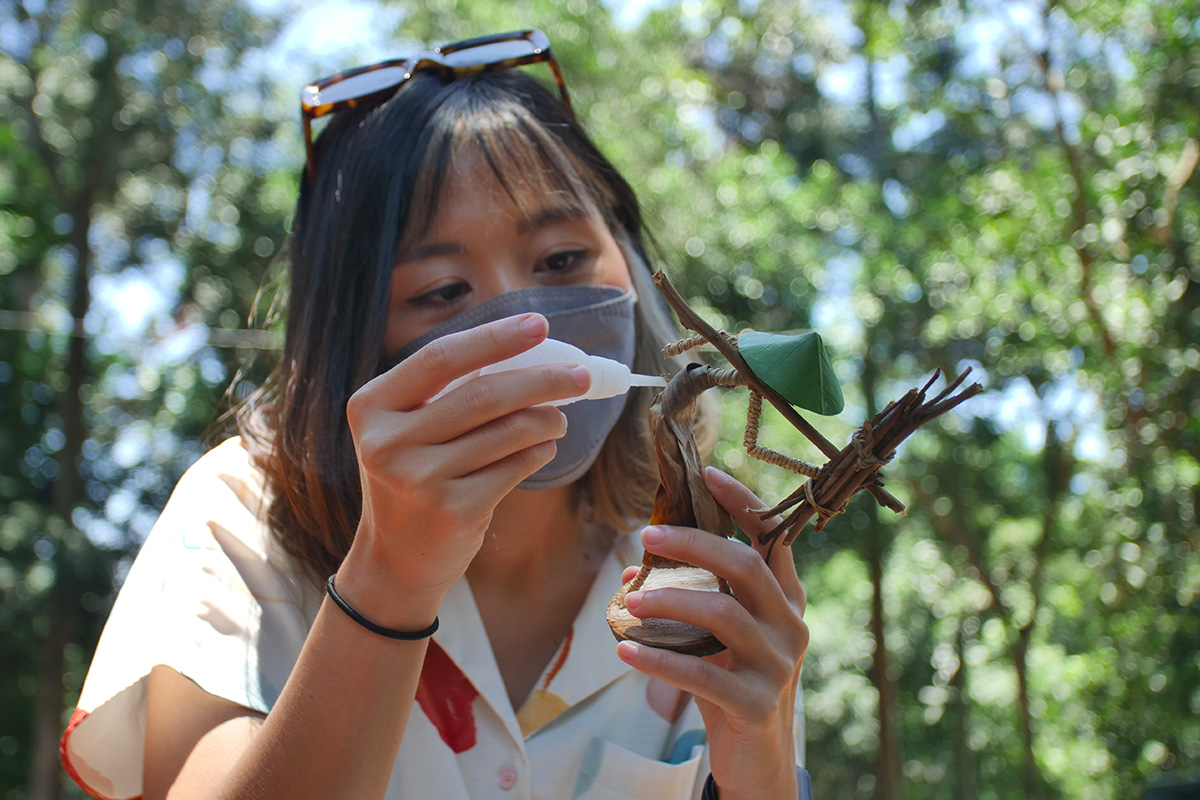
[738,331,844,415]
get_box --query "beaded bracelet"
[325,574,439,640]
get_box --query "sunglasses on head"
[300,29,573,181]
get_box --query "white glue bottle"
[435,338,667,406]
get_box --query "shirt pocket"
[570,736,703,800]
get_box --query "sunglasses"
[300,29,573,181]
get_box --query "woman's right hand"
[335,312,588,626]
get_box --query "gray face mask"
[386,285,637,490]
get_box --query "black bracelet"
[325,574,439,640]
[703,768,813,800]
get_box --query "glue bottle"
[436,338,667,406]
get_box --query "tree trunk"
[861,352,900,800]
[1014,627,1038,800]
[867,521,901,800]
[953,621,977,798]
[29,584,71,800]
[28,191,94,800]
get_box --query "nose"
[473,263,538,304]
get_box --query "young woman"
[63,30,811,800]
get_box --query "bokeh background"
[2,0,1197,798]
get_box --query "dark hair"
[240,69,697,582]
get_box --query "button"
[497,766,518,790]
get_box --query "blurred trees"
[676,0,1199,798]
[1,1,284,796]
[0,0,1196,799]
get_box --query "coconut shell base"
[607,564,731,657]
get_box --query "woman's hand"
[337,312,589,627]
[616,467,808,800]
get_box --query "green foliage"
[738,330,845,415]
[1,0,284,794]
[683,0,1200,797]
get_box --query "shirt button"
[497,766,518,790]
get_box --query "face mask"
[386,285,637,490]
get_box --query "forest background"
[1,0,1197,798]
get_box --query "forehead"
[423,149,592,232]
[400,108,615,249]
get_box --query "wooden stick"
[651,271,907,514]
[758,368,983,554]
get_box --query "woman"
[63,30,811,800]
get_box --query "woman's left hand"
[616,466,808,800]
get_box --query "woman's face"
[384,150,633,358]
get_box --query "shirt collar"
[430,531,641,743]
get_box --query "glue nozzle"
[461,338,666,406]
[625,373,669,388]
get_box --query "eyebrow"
[396,242,466,265]
[516,205,590,234]
[397,205,593,265]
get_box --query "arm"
[143,589,439,800]
[142,312,588,800]
[617,467,809,800]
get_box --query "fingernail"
[641,526,664,546]
[704,466,730,486]
[625,591,644,610]
[520,313,547,338]
[616,641,640,662]
[570,365,591,390]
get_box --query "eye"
[408,281,469,308]
[539,249,592,276]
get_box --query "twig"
[652,271,906,514]
[651,270,983,559]
[759,371,983,559]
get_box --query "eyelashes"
[408,282,469,308]
[404,249,597,309]
[540,249,590,275]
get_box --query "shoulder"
[164,437,271,536]
[176,436,267,509]
[140,435,291,577]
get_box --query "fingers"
[440,406,568,477]
[358,313,552,412]
[639,526,797,617]
[425,365,588,443]
[455,438,561,506]
[621,565,640,585]
[702,466,782,539]
[702,467,804,606]
[623,588,771,663]
[615,640,790,725]
[374,405,566,504]
[623,586,807,672]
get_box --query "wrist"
[709,738,798,800]
[336,541,445,632]
[705,768,799,800]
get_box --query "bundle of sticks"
[756,368,981,557]
[652,270,983,560]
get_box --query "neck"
[467,484,616,711]
[466,485,610,596]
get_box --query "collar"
[428,531,641,746]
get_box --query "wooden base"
[607,563,730,657]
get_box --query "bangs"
[400,77,619,251]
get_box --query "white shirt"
[63,437,806,799]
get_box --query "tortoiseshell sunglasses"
[300,29,572,181]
